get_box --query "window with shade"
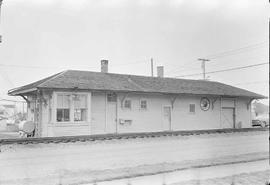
[124,99,131,109]
[189,104,195,114]
[73,95,87,122]
[57,95,70,122]
[140,100,147,110]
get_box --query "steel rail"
[0,128,267,145]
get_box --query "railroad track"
[0,128,268,145]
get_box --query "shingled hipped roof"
[8,70,266,99]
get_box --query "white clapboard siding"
[235,98,252,128]
[172,96,222,130]
[117,93,167,133]
[47,124,90,137]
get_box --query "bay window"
[55,93,88,123]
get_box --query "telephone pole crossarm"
[198,58,210,80]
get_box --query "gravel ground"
[0,130,268,185]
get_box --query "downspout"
[116,93,118,134]
[233,98,236,129]
[219,96,222,128]
[105,92,107,133]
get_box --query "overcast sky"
[0,0,269,104]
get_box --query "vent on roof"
[101,60,108,73]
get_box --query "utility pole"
[151,58,154,77]
[198,58,210,80]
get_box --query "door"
[106,93,117,133]
[106,102,117,133]
[91,93,106,134]
[163,106,171,131]
[221,108,235,128]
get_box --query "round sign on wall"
[200,97,210,111]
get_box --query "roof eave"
[8,88,38,96]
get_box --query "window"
[140,100,147,109]
[189,104,195,113]
[56,93,88,122]
[74,95,87,121]
[107,93,117,102]
[57,109,70,122]
[124,99,131,109]
[57,95,70,122]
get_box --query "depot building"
[8,60,265,137]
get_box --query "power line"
[166,41,267,74]
[0,68,15,87]
[0,63,62,69]
[174,62,269,78]
[166,60,198,74]
[0,59,149,69]
[205,56,268,69]
[205,41,267,60]
[232,80,269,86]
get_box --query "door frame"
[163,105,172,131]
[106,92,118,134]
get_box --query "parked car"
[252,119,269,127]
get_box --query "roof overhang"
[9,87,265,100]
[8,88,38,96]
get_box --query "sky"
[0,0,269,105]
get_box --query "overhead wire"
[174,62,268,78]
[205,41,268,60]
[167,41,268,74]
[232,80,269,86]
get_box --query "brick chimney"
[157,66,164,78]
[101,60,108,73]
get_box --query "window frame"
[123,99,132,109]
[56,94,71,123]
[54,92,89,124]
[107,92,117,102]
[57,108,70,122]
[189,103,196,114]
[140,99,147,110]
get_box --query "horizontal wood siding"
[38,90,253,137]
[172,96,221,130]
[117,93,166,133]
[45,91,91,137]
[47,125,90,137]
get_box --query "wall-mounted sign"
[200,97,210,111]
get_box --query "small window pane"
[124,100,131,109]
[107,93,117,102]
[57,109,70,122]
[74,95,87,108]
[57,95,70,108]
[189,104,195,113]
[140,100,147,109]
[74,109,87,121]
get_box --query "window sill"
[139,108,147,111]
[50,122,90,127]
[122,108,132,110]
